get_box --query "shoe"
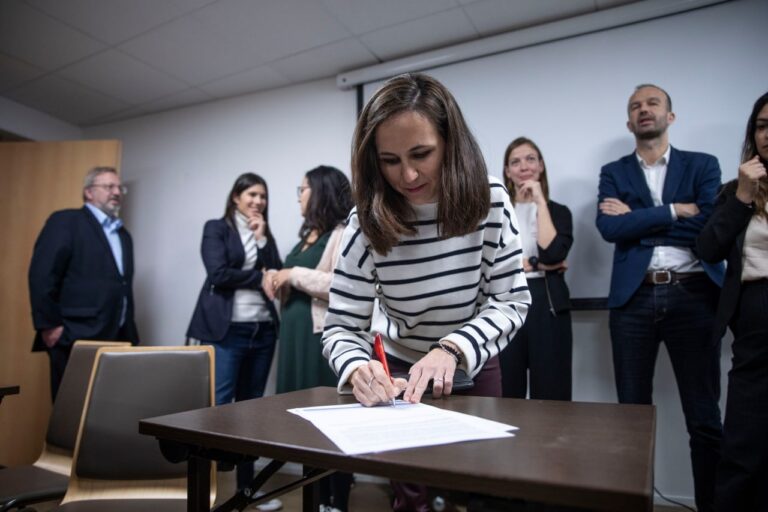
[255,497,282,511]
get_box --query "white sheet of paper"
[288,401,518,455]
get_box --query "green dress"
[276,231,338,393]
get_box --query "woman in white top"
[499,137,574,401]
[697,91,768,512]
[187,172,282,502]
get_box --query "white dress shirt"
[636,146,703,273]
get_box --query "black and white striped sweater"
[322,177,531,391]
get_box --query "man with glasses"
[29,166,140,400]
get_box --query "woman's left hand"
[272,268,292,291]
[404,344,458,403]
[261,270,278,300]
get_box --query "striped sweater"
[322,176,531,391]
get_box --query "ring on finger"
[434,377,444,382]
[367,376,375,388]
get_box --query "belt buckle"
[653,270,672,284]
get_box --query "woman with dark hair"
[273,165,353,392]
[697,91,768,512]
[268,165,354,512]
[187,173,282,510]
[499,137,574,401]
[322,73,530,511]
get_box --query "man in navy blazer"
[596,84,724,512]
[29,167,139,400]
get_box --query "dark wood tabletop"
[140,387,655,512]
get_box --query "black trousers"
[716,279,768,512]
[500,277,573,401]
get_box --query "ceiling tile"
[195,0,351,63]
[319,0,459,35]
[4,74,128,125]
[360,8,479,61]
[462,0,595,36]
[87,87,214,125]
[270,38,378,83]
[26,0,217,45]
[199,66,290,98]
[119,16,266,84]
[0,52,46,93]
[57,49,190,105]
[0,0,104,69]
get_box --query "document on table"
[288,401,518,455]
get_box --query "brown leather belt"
[643,270,701,285]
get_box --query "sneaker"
[255,497,282,512]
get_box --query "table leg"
[188,455,211,512]
[302,465,320,512]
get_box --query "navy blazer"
[596,147,725,308]
[696,181,752,341]
[28,206,139,351]
[186,218,282,341]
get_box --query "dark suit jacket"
[596,146,725,308]
[537,199,573,314]
[28,206,139,351]
[696,181,753,341]
[186,218,282,341]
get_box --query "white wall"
[0,96,81,140]
[84,78,356,347]
[77,0,765,506]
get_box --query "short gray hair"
[82,166,117,201]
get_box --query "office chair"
[0,341,129,512]
[51,345,215,511]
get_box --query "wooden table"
[140,387,655,512]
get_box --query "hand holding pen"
[350,333,407,407]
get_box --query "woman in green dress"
[268,165,353,512]
[272,165,352,392]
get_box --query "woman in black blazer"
[187,173,282,498]
[697,92,768,512]
[499,137,573,401]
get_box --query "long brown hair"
[351,73,489,255]
[502,137,550,205]
[223,172,275,245]
[742,92,768,218]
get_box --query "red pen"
[373,333,396,407]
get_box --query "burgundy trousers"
[387,356,502,512]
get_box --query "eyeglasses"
[296,185,310,198]
[90,184,128,194]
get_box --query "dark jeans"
[500,277,572,401]
[204,321,276,489]
[610,274,722,512]
[715,280,768,512]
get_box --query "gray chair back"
[46,341,129,452]
[73,347,213,480]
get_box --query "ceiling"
[0,0,640,127]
